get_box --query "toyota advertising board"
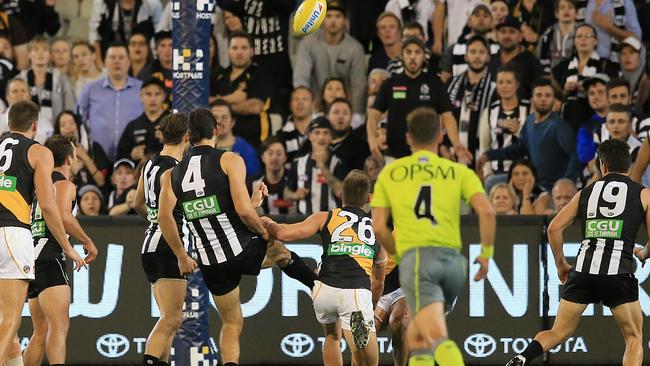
[16,216,650,365]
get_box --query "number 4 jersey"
[577,173,645,275]
[0,133,37,229]
[170,145,256,265]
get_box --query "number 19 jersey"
[170,145,256,265]
[371,149,484,259]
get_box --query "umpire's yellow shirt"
[371,149,484,259]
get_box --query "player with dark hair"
[506,139,647,366]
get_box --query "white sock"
[5,355,24,366]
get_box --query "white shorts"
[376,288,405,313]
[312,280,375,332]
[0,226,35,280]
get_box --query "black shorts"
[199,238,267,296]
[561,269,638,308]
[141,251,185,283]
[28,258,70,299]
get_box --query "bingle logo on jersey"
[328,242,375,258]
[0,174,16,191]
[173,48,204,80]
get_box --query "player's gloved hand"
[64,246,87,271]
[473,256,489,281]
[178,254,198,275]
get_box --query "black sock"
[520,340,544,364]
[143,354,159,366]
[157,362,169,366]
[223,363,238,366]
[51,364,65,366]
[281,251,316,289]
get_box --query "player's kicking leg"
[213,287,243,366]
[142,279,186,366]
[0,279,29,364]
[262,240,316,289]
[611,301,643,366]
[505,299,586,366]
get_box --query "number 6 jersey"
[0,133,37,229]
[577,173,645,275]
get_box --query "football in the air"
[293,0,327,36]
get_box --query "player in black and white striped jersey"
[506,139,649,366]
[132,113,192,366]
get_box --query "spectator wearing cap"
[211,31,272,149]
[78,184,107,216]
[116,79,168,163]
[537,0,579,74]
[77,43,144,161]
[478,78,579,191]
[127,31,151,78]
[17,36,76,143]
[278,86,317,162]
[576,74,610,165]
[552,23,620,129]
[327,98,370,173]
[584,0,642,63]
[489,15,544,99]
[71,41,105,100]
[247,136,292,215]
[369,37,471,161]
[439,4,500,83]
[211,99,261,177]
[137,30,172,109]
[293,1,367,116]
[107,158,137,216]
[285,116,346,215]
[368,12,402,72]
[89,0,163,65]
[618,37,646,100]
[447,36,496,166]
[511,0,555,52]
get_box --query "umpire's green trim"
[415,247,420,312]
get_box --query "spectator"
[385,0,439,43]
[369,12,402,72]
[375,120,395,163]
[368,68,390,96]
[543,178,577,214]
[6,0,60,39]
[210,4,245,69]
[71,41,104,100]
[127,31,151,77]
[637,70,650,119]
[89,0,162,63]
[490,0,510,27]
[434,0,483,54]
[248,136,292,215]
[489,182,519,215]
[584,0,642,63]
[317,77,365,130]
[489,16,544,99]
[479,63,530,189]
[137,30,172,109]
[386,21,431,76]
[552,24,619,128]
[107,158,137,215]
[447,36,496,164]
[17,36,76,142]
[285,117,345,215]
[368,37,469,161]
[327,98,370,173]
[78,184,107,216]
[508,159,550,214]
[0,34,18,103]
[364,154,385,185]
[50,37,72,77]
[278,86,316,162]
[618,37,645,99]
[293,1,367,115]
[576,74,610,165]
[211,99,261,177]
[537,0,578,74]
[0,8,29,70]
[478,78,580,190]
[511,0,555,51]
[116,79,167,163]
[211,31,272,149]
[77,43,144,160]
[0,78,48,136]
[439,4,499,83]
[54,110,111,190]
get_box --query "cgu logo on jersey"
[585,219,623,239]
[31,203,46,238]
[183,195,221,220]
[0,174,17,192]
[146,207,158,224]
[328,242,375,259]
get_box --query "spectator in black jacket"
[327,98,370,173]
[137,30,171,109]
[7,0,60,39]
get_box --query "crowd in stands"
[0,0,649,217]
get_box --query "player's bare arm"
[56,179,97,263]
[222,151,269,240]
[371,207,396,256]
[633,188,650,264]
[266,212,327,241]
[470,192,496,281]
[547,192,581,284]
[132,170,147,219]
[158,169,197,275]
[630,142,650,182]
[371,247,388,308]
[29,144,85,271]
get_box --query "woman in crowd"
[508,160,550,215]
[54,111,111,189]
[78,185,107,216]
[51,37,73,77]
[71,41,104,99]
[248,137,293,215]
[318,77,364,129]
[489,182,519,215]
